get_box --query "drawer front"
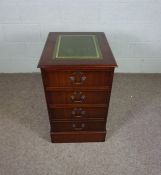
[49,107,107,120]
[51,121,106,132]
[43,70,113,87]
[47,91,109,104]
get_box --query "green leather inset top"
[53,35,102,59]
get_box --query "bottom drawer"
[51,120,106,132]
[51,131,106,143]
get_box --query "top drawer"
[42,69,114,87]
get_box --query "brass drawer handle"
[70,92,86,103]
[72,123,85,130]
[69,71,86,85]
[71,108,86,118]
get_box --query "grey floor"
[0,73,161,175]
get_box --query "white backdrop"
[0,0,161,73]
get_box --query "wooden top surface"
[38,32,117,69]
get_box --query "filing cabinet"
[38,32,117,142]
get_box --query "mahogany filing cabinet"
[38,32,117,143]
